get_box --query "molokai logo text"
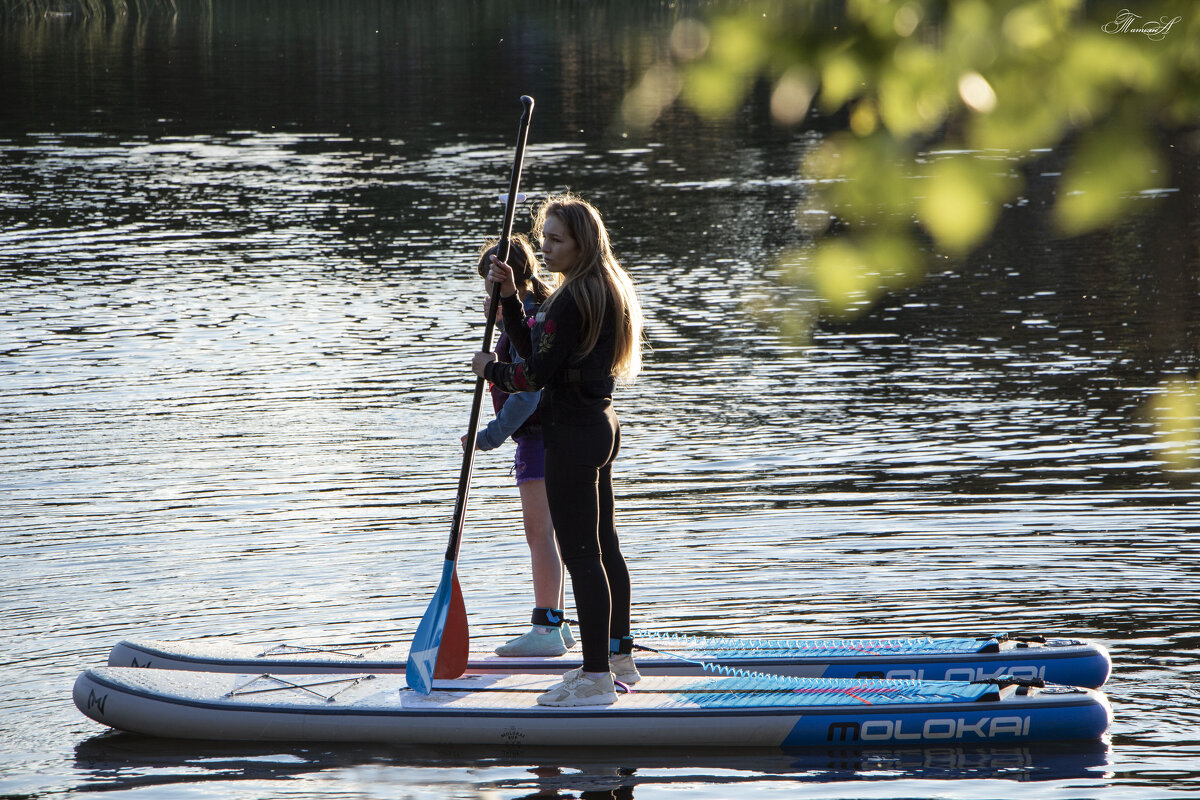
[828,716,1032,742]
[872,665,1045,681]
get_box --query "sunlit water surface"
[3,9,1200,800]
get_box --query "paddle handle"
[446,95,535,561]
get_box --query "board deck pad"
[402,673,999,709]
[108,632,1111,688]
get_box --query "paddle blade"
[406,559,456,694]
[434,570,469,679]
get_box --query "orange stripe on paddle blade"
[434,571,469,679]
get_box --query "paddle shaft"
[446,95,535,562]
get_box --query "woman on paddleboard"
[466,235,577,658]
[472,193,644,707]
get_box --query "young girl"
[467,235,576,657]
[472,194,644,707]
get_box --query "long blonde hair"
[534,193,643,381]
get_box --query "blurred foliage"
[623,0,1199,473]
[1151,379,1200,472]
[621,0,1197,315]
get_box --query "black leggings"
[543,408,630,673]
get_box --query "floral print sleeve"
[486,293,583,394]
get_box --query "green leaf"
[682,62,749,119]
[804,234,922,317]
[1054,121,1165,235]
[709,15,767,76]
[820,52,867,112]
[1150,378,1200,472]
[814,133,914,224]
[878,44,950,137]
[917,155,1011,253]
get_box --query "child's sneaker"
[609,653,641,684]
[537,669,618,707]
[494,626,568,657]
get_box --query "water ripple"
[2,127,1197,798]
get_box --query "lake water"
[2,4,1199,798]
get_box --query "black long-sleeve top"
[483,290,616,422]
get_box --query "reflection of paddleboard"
[71,733,1113,788]
[108,632,1111,688]
[75,667,1111,747]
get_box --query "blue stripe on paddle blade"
[406,559,456,695]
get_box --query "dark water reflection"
[69,735,1115,797]
[2,3,1199,799]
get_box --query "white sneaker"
[609,653,641,684]
[540,666,582,693]
[494,626,568,657]
[537,669,618,707]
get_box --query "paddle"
[406,95,536,694]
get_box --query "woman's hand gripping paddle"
[406,96,535,694]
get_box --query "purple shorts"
[513,434,546,485]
